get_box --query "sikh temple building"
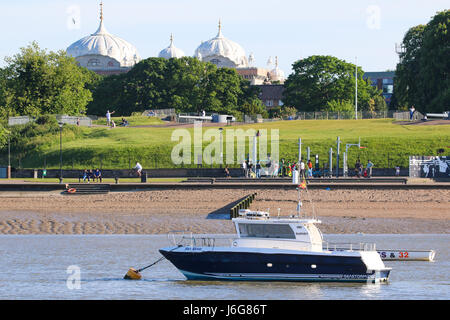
[66,2,285,86]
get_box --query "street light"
[219,128,223,168]
[7,134,11,179]
[58,122,63,183]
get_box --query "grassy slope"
[7,118,450,170]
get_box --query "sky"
[0,0,448,76]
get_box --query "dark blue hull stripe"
[159,249,390,283]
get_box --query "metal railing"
[323,241,377,252]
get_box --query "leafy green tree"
[88,57,260,116]
[0,42,99,117]
[394,10,449,113]
[283,55,382,112]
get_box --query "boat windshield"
[238,223,296,239]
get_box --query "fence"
[8,115,93,126]
[142,109,176,117]
[243,110,399,123]
[393,111,423,121]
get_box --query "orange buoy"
[67,188,77,194]
[124,268,142,280]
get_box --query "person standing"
[366,160,374,178]
[256,161,261,179]
[409,106,415,121]
[106,110,115,126]
[307,159,313,178]
[241,159,247,178]
[395,166,400,177]
[299,159,305,179]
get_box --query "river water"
[0,234,448,300]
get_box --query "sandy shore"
[0,188,448,234]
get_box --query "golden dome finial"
[100,1,104,22]
[218,19,222,35]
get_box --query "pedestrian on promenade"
[256,161,261,179]
[395,166,400,177]
[366,160,374,178]
[241,159,247,178]
[299,159,305,179]
[355,160,362,178]
[307,160,313,178]
[133,162,143,177]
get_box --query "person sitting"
[94,168,102,183]
[120,118,129,126]
[82,169,90,183]
[224,165,231,178]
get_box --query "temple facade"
[66,3,285,85]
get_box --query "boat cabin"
[232,210,323,252]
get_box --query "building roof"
[255,84,285,101]
[363,71,395,79]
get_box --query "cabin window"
[238,223,295,239]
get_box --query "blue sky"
[0,0,448,75]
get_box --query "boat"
[159,208,391,283]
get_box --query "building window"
[265,100,273,107]
[210,58,220,65]
[87,58,101,67]
[107,61,115,67]
[383,85,393,94]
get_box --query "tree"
[283,55,382,112]
[394,10,449,113]
[88,57,260,116]
[0,42,99,117]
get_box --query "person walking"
[255,161,261,179]
[366,160,374,178]
[307,159,313,178]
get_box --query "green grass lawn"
[3,118,449,170]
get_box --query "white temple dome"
[66,3,141,69]
[194,21,248,68]
[158,34,185,59]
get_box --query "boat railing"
[323,241,377,252]
[167,231,235,248]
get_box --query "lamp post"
[355,56,358,120]
[219,128,223,168]
[7,134,11,179]
[58,122,63,183]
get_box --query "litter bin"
[140,171,147,183]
